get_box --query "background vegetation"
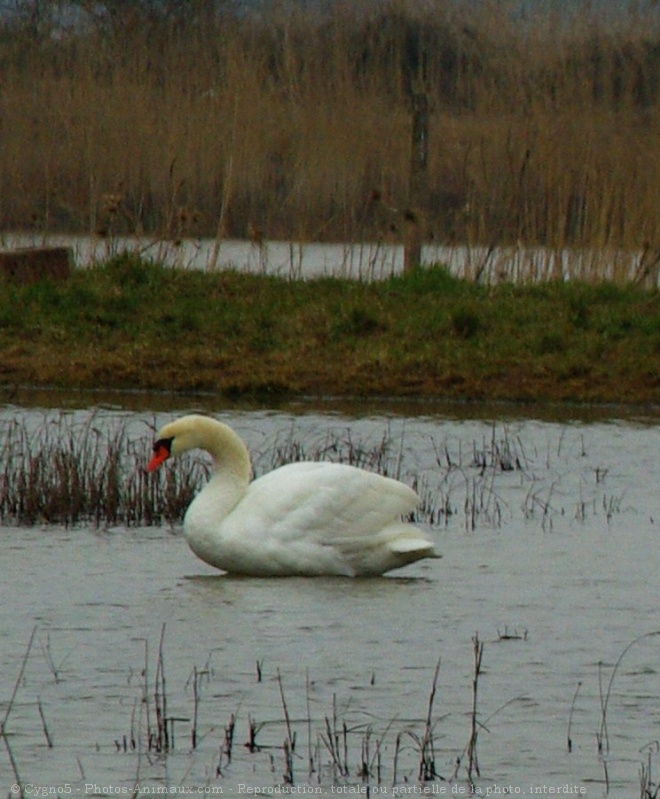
[1,0,660,255]
[1,255,658,402]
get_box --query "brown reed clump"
[0,1,659,256]
[0,414,204,527]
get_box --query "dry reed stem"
[1,625,38,793]
[597,630,660,774]
[567,681,582,754]
[37,697,53,749]
[277,670,294,749]
[467,634,484,784]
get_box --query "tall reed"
[1,1,659,261]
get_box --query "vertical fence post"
[404,92,429,274]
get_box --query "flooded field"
[1,400,659,795]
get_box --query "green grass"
[1,255,658,403]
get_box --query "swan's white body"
[148,415,439,577]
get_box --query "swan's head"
[147,415,216,472]
[146,414,251,482]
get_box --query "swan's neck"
[184,469,247,563]
[177,417,252,562]
[171,415,252,486]
[203,423,252,486]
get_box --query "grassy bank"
[1,256,658,404]
[1,1,660,257]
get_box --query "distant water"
[1,232,651,284]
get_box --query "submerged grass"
[111,630,504,788]
[1,255,658,403]
[9,626,658,792]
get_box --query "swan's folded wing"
[207,461,438,575]
[234,461,420,545]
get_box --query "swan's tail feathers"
[326,524,440,575]
[382,526,441,572]
[390,538,441,557]
[386,524,440,556]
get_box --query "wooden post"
[404,92,429,274]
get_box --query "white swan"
[147,414,439,577]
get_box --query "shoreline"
[2,384,659,424]
[2,257,658,411]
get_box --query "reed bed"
[1,0,659,277]
[0,413,439,528]
[0,413,622,531]
[0,414,203,527]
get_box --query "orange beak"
[147,441,171,472]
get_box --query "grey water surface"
[1,401,658,795]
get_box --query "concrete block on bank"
[0,247,73,284]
